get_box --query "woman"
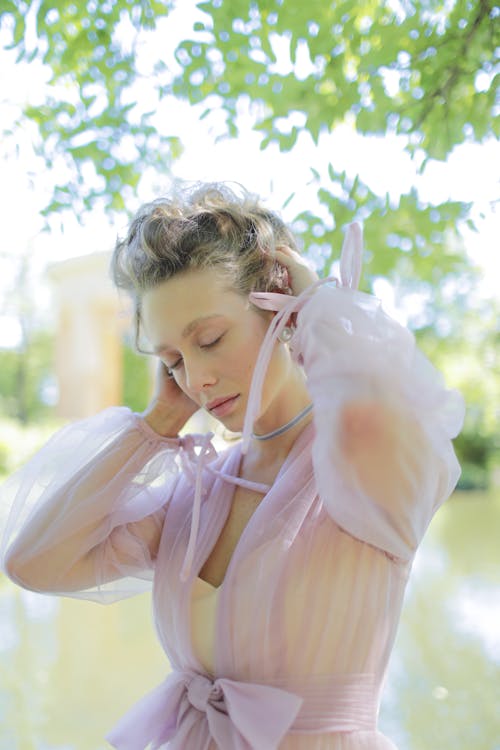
[0,183,465,749]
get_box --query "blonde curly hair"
[111,182,300,350]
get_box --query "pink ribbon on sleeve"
[339,221,363,290]
[242,222,363,455]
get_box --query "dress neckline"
[193,419,316,595]
[194,575,220,593]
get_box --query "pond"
[1,489,499,750]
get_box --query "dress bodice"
[190,576,219,675]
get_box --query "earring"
[279,326,294,343]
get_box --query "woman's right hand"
[141,361,199,436]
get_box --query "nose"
[184,360,217,395]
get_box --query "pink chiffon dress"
[0,224,465,750]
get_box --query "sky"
[0,5,498,347]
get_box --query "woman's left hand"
[274,246,319,296]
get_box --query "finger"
[275,247,298,261]
[275,245,301,255]
[274,250,294,269]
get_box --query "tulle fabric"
[124,420,412,749]
[0,408,183,601]
[0,223,465,749]
[293,282,464,561]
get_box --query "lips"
[206,394,240,411]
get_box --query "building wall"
[47,252,130,419]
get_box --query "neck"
[251,402,313,442]
[241,412,313,476]
[243,377,313,468]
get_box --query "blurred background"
[0,1,499,748]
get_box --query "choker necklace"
[251,403,314,441]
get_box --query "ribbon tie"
[339,221,363,290]
[177,432,271,582]
[106,670,303,750]
[177,433,217,582]
[242,222,363,455]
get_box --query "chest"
[198,485,266,588]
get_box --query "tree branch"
[413,0,494,133]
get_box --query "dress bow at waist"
[106,670,378,750]
[105,670,302,750]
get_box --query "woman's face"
[141,267,295,431]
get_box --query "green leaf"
[2,0,494,237]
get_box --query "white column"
[47,252,130,419]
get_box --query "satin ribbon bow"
[106,670,303,750]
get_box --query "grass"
[0,417,65,477]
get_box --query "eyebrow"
[152,314,225,353]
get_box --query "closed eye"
[201,334,223,350]
[166,334,224,374]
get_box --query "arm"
[0,406,187,600]
[295,283,465,559]
[249,232,464,560]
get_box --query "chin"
[217,415,244,435]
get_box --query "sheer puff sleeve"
[0,407,184,603]
[294,283,465,561]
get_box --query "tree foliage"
[1,0,497,277]
[416,291,500,487]
[0,330,55,422]
[1,0,180,215]
[122,340,151,414]
[170,0,498,288]
[177,0,498,158]
[1,0,498,472]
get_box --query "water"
[1,490,499,750]
[379,490,500,750]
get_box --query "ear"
[269,259,292,294]
[269,284,290,295]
